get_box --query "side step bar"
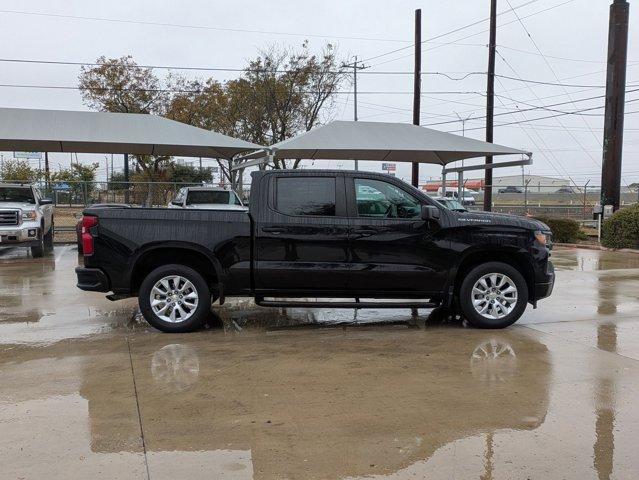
[255,298,439,309]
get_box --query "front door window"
[354,178,421,219]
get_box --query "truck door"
[254,173,350,293]
[346,176,449,295]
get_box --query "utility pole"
[483,0,497,212]
[124,153,130,203]
[199,157,203,173]
[44,152,50,188]
[454,113,472,201]
[412,8,422,188]
[342,56,367,171]
[601,0,630,212]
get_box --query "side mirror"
[39,198,53,205]
[170,201,182,207]
[421,205,441,221]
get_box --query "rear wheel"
[138,264,211,333]
[459,262,528,329]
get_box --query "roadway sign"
[14,152,42,159]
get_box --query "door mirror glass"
[421,205,440,221]
[39,198,53,205]
[170,200,182,207]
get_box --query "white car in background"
[0,183,54,257]
[436,187,477,206]
[168,186,248,211]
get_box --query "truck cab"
[0,183,54,257]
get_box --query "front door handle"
[261,226,286,234]
[351,228,377,237]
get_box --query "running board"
[255,298,439,309]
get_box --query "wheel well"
[454,250,534,299]
[131,248,219,295]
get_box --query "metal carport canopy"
[236,120,530,168]
[0,107,263,158]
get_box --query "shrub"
[534,216,584,243]
[601,204,639,249]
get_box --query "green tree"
[0,159,43,182]
[78,56,172,203]
[166,43,346,188]
[51,163,100,202]
[168,163,213,184]
[80,46,346,193]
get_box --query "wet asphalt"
[1,245,639,479]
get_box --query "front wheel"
[138,264,211,333]
[459,262,528,329]
[44,221,54,253]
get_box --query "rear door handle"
[351,228,378,237]
[261,226,286,234]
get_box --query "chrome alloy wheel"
[150,275,199,323]
[471,273,518,320]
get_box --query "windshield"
[436,198,466,211]
[0,187,35,204]
[186,190,241,205]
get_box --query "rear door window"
[276,177,336,216]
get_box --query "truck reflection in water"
[80,328,551,479]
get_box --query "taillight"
[81,215,98,255]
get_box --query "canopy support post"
[441,168,447,196]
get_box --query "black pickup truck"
[76,170,554,332]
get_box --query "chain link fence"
[34,180,249,207]
[444,183,639,221]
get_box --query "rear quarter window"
[275,177,336,216]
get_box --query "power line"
[502,0,605,157]
[361,0,542,63]
[450,98,639,132]
[0,57,485,77]
[0,9,411,44]
[425,88,639,126]
[496,44,639,65]
[0,83,484,95]
[3,57,634,91]
[366,0,576,68]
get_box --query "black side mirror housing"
[421,205,441,221]
[170,201,182,207]
[39,198,53,205]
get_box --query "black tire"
[44,221,54,253]
[30,227,45,258]
[458,261,528,329]
[138,264,211,333]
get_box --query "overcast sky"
[0,0,637,186]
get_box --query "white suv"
[0,183,54,257]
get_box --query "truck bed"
[83,207,252,296]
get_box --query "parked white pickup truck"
[168,186,248,211]
[0,183,54,257]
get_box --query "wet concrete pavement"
[2,246,639,479]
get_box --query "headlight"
[534,230,547,246]
[22,210,37,221]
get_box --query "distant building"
[422,174,570,194]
